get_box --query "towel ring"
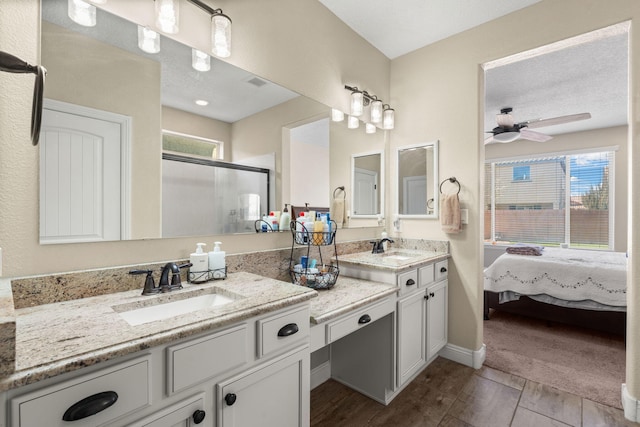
[333,186,346,199]
[439,177,461,195]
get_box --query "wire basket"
[290,265,339,290]
[188,267,227,284]
[291,221,336,245]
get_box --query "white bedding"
[483,247,627,309]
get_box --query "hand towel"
[331,198,345,227]
[440,193,461,233]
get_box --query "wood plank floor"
[310,357,638,427]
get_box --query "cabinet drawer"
[418,264,435,288]
[11,356,150,427]
[397,269,418,295]
[327,297,395,343]
[258,306,310,358]
[435,260,448,281]
[167,324,248,394]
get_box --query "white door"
[40,102,124,243]
[354,168,378,215]
[403,175,427,215]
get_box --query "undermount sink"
[380,251,423,261]
[113,291,237,326]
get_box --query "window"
[484,150,614,249]
[162,130,223,160]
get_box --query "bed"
[483,247,627,335]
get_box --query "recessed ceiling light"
[195,99,209,106]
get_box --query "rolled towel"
[506,243,544,256]
[440,193,461,234]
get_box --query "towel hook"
[439,177,461,195]
[333,186,346,199]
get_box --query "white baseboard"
[622,384,640,422]
[439,343,486,369]
[311,361,331,390]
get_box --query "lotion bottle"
[190,243,208,273]
[279,204,291,231]
[208,241,226,279]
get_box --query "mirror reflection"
[397,141,439,217]
[39,0,330,243]
[351,152,383,216]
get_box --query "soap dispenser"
[190,243,208,273]
[279,204,291,231]
[208,241,226,279]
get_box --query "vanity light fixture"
[365,123,377,134]
[68,0,97,27]
[345,85,394,130]
[155,0,180,34]
[382,105,395,130]
[192,49,211,71]
[331,109,345,122]
[186,0,232,58]
[347,115,360,129]
[138,26,161,54]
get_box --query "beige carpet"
[483,309,626,409]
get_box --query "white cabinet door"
[397,290,426,386]
[426,280,448,360]
[128,394,209,427]
[217,347,309,427]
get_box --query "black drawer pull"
[405,278,416,286]
[225,393,237,406]
[277,323,299,337]
[62,391,118,421]
[192,409,206,424]
[358,314,371,324]
[440,267,447,273]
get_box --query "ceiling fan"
[484,107,591,145]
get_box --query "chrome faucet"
[370,238,394,254]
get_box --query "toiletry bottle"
[190,243,208,273]
[279,204,291,231]
[208,241,226,279]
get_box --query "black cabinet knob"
[406,278,416,286]
[358,314,371,324]
[430,292,435,297]
[192,409,206,424]
[225,393,237,406]
[277,323,299,337]
[440,267,447,273]
[424,294,429,300]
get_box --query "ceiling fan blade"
[520,128,553,142]
[522,112,591,129]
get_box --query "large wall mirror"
[39,0,332,243]
[396,141,439,218]
[351,151,383,217]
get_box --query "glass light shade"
[138,26,160,54]
[155,0,179,34]
[331,109,345,122]
[365,123,376,134]
[347,115,360,129]
[383,108,395,130]
[192,49,211,72]
[492,131,520,143]
[211,13,232,58]
[350,91,364,117]
[370,99,383,124]
[68,0,96,27]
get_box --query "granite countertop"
[0,272,317,392]
[308,276,397,324]
[339,249,450,272]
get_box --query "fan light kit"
[485,107,591,145]
[343,85,395,131]
[69,0,231,61]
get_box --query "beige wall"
[486,125,628,251]
[390,0,639,400]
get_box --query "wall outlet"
[460,209,469,225]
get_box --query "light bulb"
[155,0,179,34]
[211,12,232,58]
[383,107,395,130]
[138,26,160,54]
[68,0,96,27]
[350,91,364,117]
[370,99,383,124]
